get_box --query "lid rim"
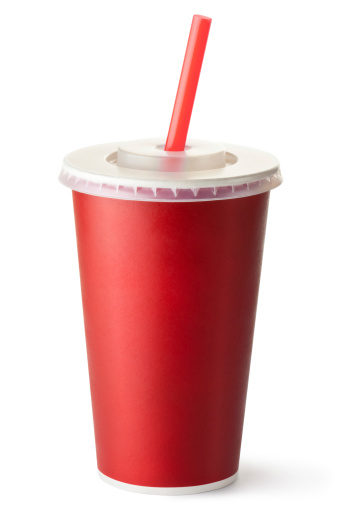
[59,139,281,202]
[59,168,282,202]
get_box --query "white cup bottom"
[98,470,238,495]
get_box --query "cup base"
[98,470,238,495]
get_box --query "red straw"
[165,15,212,152]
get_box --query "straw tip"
[193,14,212,23]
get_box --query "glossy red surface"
[73,191,269,487]
[165,15,212,151]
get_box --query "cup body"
[72,189,270,490]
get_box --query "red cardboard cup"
[59,139,282,494]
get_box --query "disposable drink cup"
[59,139,282,494]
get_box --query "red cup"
[60,139,281,494]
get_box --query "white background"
[1,0,337,505]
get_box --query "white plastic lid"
[59,139,282,202]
